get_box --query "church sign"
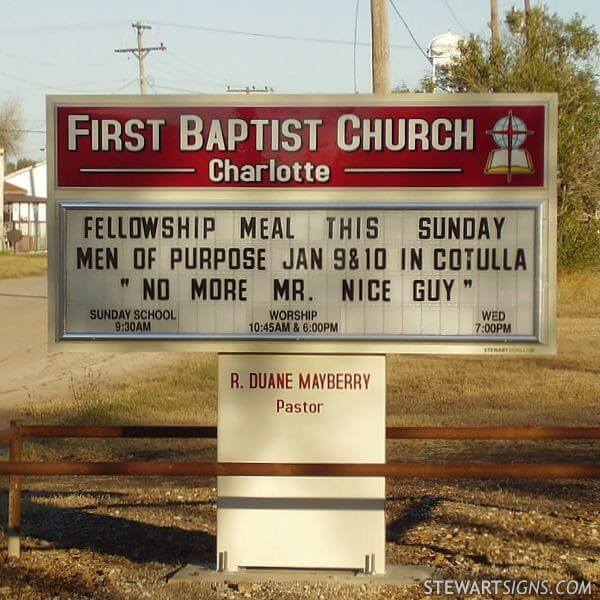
[47,94,557,354]
[54,103,547,189]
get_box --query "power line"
[0,76,141,94]
[150,74,224,92]
[0,70,60,90]
[149,62,217,87]
[353,0,360,92]
[164,51,245,86]
[151,84,206,94]
[0,21,122,34]
[156,55,239,87]
[155,20,416,50]
[0,75,157,97]
[442,0,471,34]
[0,129,46,134]
[160,56,227,84]
[112,79,139,94]
[147,79,159,95]
[387,0,431,64]
[0,48,113,69]
[0,87,40,94]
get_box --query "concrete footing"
[169,563,438,587]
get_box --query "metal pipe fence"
[1,422,599,559]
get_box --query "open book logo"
[485,111,534,182]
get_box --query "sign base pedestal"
[168,563,439,587]
[218,354,386,572]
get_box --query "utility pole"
[490,0,500,50]
[524,0,531,45]
[115,22,166,95]
[370,0,390,93]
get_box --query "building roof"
[3,181,28,195]
[4,161,47,198]
[6,160,47,179]
[4,181,46,204]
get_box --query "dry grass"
[558,269,600,318]
[0,274,600,600]
[4,275,598,600]
[386,317,598,427]
[28,272,600,436]
[28,355,216,426]
[23,356,217,461]
[0,252,46,279]
[391,272,600,427]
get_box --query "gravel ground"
[0,468,598,599]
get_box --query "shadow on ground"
[0,560,110,599]
[0,490,215,565]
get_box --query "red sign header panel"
[55,104,546,188]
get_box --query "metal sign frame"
[47,93,557,355]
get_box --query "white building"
[3,161,47,252]
[4,161,47,199]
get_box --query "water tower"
[427,31,462,91]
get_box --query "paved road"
[0,276,180,427]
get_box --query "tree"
[5,157,37,175]
[439,7,600,267]
[0,98,24,157]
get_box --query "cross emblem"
[486,111,534,182]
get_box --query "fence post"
[7,420,22,558]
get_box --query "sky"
[1,0,598,160]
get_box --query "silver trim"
[58,201,542,344]
[535,203,543,341]
[61,333,540,342]
[58,204,67,341]
[59,200,541,210]
[80,167,196,174]
[344,168,463,174]
[49,93,552,191]
[47,93,556,355]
